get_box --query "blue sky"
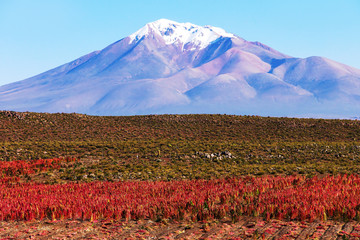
[0,0,359,86]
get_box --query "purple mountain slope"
[1,19,360,118]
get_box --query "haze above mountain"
[1,19,360,118]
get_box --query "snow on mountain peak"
[129,19,236,50]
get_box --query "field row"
[2,140,360,162]
[2,141,360,181]
[1,175,360,222]
[0,157,77,183]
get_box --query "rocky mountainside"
[1,19,359,118]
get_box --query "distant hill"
[1,111,360,143]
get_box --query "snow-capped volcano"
[0,19,360,118]
[129,19,236,50]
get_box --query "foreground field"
[0,175,360,239]
[1,111,360,239]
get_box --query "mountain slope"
[0,19,359,118]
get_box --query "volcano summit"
[1,19,360,118]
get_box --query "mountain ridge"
[0,19,359,118]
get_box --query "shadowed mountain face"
[1,19,360,118]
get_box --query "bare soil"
[0,217,359,239]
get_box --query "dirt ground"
[0,217,359,240]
